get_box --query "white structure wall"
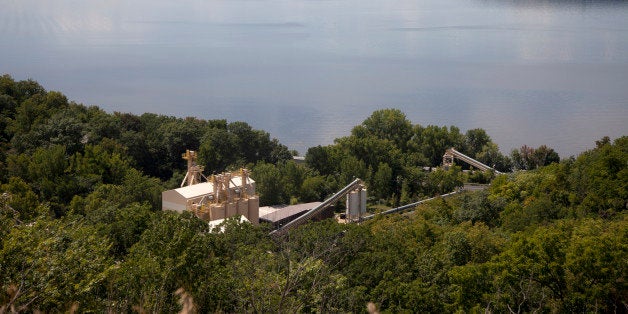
[162,175,257,223]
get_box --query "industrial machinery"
[180,150,207,187]
[442,147,502,174]
[270,178,366,236]
[162,151,259,224]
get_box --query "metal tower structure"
[181,150,208,187]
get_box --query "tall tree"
[464,128,491,158]
[354,108,413,150]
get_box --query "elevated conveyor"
[443,148,502,174]
[270,178,364,236]
[361,190,460,221]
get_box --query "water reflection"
[480,0,628,8]
[0,0,626,156]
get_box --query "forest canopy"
[0,75,626,313]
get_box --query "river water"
[1,0,627,156]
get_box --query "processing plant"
[162,150,259,224]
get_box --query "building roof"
[259,202,322,222]
[172,176,255,200]
[175,182,214,199]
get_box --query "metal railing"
[361,190,460,221]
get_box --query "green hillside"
[1,75,626,312]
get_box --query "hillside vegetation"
[1,75,626,312]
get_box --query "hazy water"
[1,0,627,157]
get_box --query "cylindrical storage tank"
[226,202,237,218]
[248,196,259,225]
[347,190,360,220]
[360,189,367,215]
[237,199,248,217]
[210,204,226,220]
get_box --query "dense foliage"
[1,75,626,313]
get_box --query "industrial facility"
[162,150,259,224]
[162,150,370,232]
[270,179,367,236]
[162,147,499,233]
[259,202,329,228]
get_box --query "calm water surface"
[1,0,627,156]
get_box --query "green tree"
[252,162,286,206]
[300,176,331,203]
[511,144,560,170]
[454,218,628,313]
[268,138,293,164]
[12,110,85,154]
[153,118,207,178]
[477,142,512,172]
[111,211,209,313]
[465,128,492,158]
[199,128,241,173]
[12,78,46,102]
[372,162,393,200]
[0,218,113,312]
[228,121,269,162]
[339,155,369,186]
[26,145,70,199]
[454,190,504,227]
[8,91,69,136]
[280,161,311,200]
[425,166,463,195]
[399,166,427,202]
[337,135,402,175]
[563,217,628,312]
[82,106,123,142]
[81,202,154,258]
[0,74,17,97]
[354,108,413,150]
[569,136,627,216]
[410,125,465,167]
[305,145,336,176]
[0,177,42,223]
[0,95,17,143]
[70,142,131,186]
